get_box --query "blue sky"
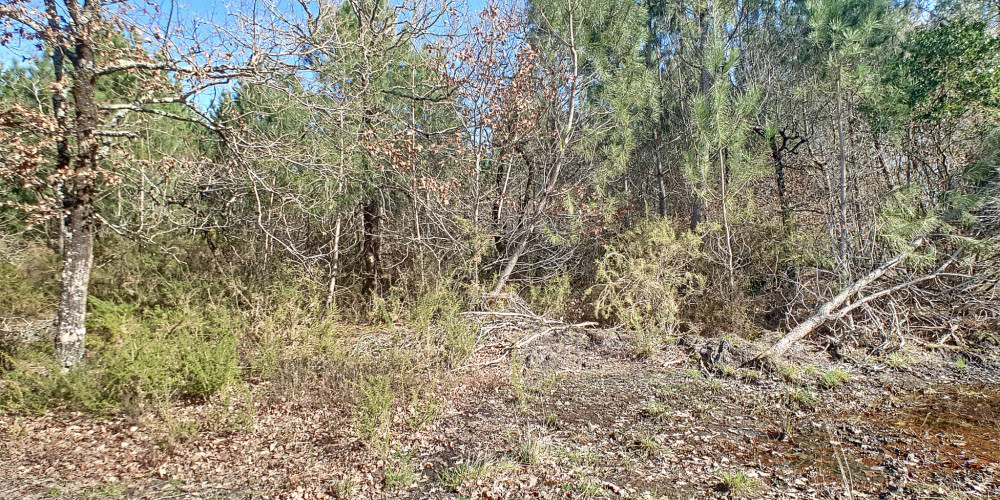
[2,0,489,65]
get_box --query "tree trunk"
[361,197,382,299]
[54,0,100,368]
[325,215,342,310]
[752,236,925,362]
[653,127,667,218]
[56,202,94,368]
[836,78,848,263]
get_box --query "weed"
[440,459,488,490]
[517,429,550,465]
[954,357,966,370]
[685,368,701,379]
[561,480,610,497]
[543,411,559,428]
[633,434,661,459]
[563,447,600,466]
[779,364,801,383]
[631,330,661,358]
[43,487,61,498]
[535,370,559,393]
[706,377,724,393]
[716,363,736,378]
[406,388,440,431]
[884,353,914,370]
[331,477,356,499]
[510,352,529,408]
[154,416,199,452]
[731,368,758,383]
[645,400,667,419]
[356,375,394,452]
[784,388,817,408]
[819,368,850,389]
[384,452,416,490]
[718,470,761,493]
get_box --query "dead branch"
[752,236,926,362]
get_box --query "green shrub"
[0,346,115,413]
[93,298,241,403]
[528,274,572,318]
[406,279,478,367]
[590,220,704,349]
[1,297,241,413]
[384,452,416,489]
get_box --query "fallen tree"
[752,236,929,362]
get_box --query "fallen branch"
[752,237,926,362]
[450,320,598,372]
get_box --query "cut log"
[753,237,926,362]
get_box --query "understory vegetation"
[1,0,999,496]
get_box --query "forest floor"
[2,320,999,499]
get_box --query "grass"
[645,399,667,419]
[516,429,551,465]
[562,447,600,466]
[718,469,761,493]
[440,456,517,490]
[560,481,610,497]
[631,433,661,459]
[79,482,126,499]
[440,460,487,490]
[543,411,559,428]
[884,352,914,370]
[383,452,416,490]
[819,368,850,389]
[356,375,394,452]
[784,388,817,408]
[954,357,966,370]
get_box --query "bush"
[590,220,704,351]
[0,297,242,413]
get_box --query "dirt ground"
[2,324,999,499]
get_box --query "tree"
[489,0,653,294]
[0,0,252,367]
[216,0,460,307]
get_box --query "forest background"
[1,0,999,432]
